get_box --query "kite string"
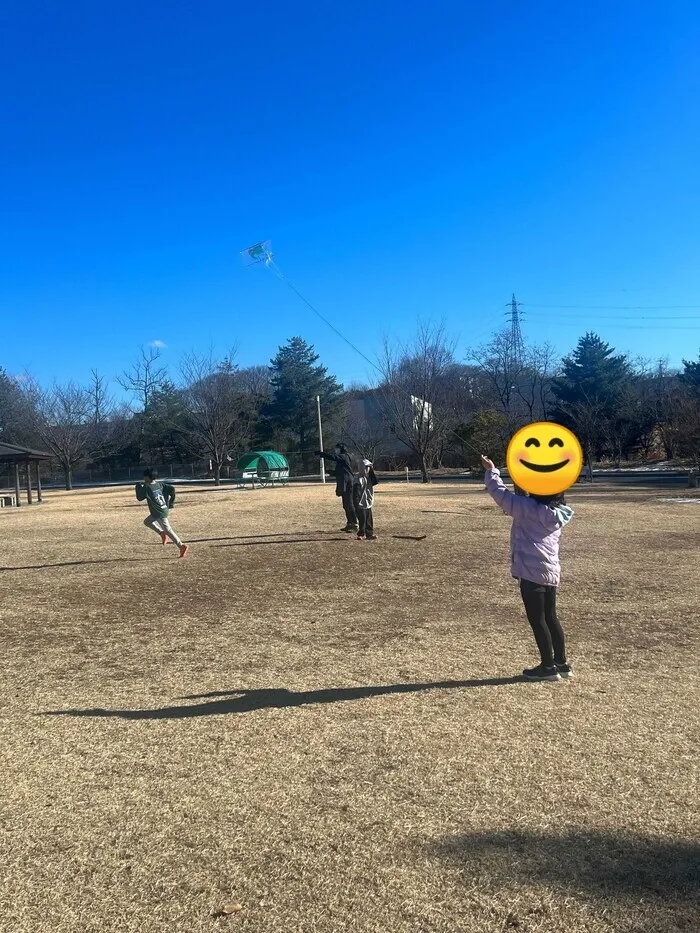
[267,260,379,372]
[264,258,484,459]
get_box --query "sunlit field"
[1,480,698,933]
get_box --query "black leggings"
[519,579,567,667]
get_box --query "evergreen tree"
[143,380,189,464]
[679,355,700,395]
[265,338,344,473]
[0,368,40,446]
[551,333,630,468]
[677,355,700,465]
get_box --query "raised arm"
[481,455,529,519]
[481,455,562,530]
[484,467,522,517]
[314,450,339,464]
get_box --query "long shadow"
[211,537,347,548]
[392,535,428,541]
[433,829,700,902]
[42,677,522,720]
[187,531,330,544]
[421,510,470,515]
[0,558,153,572]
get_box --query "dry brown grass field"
[1,479,698,933]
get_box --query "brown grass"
[1,481,698,933]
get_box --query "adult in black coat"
[314,443,358,531]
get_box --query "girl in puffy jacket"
[353,458,379,541]
[481,455,574,682]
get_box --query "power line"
[525,319,700,331]
[524,303,700,310]
[525,313,700,321]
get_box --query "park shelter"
[235,451,290,483]
[0,442,53,507]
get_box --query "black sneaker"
[343,525,358,533]
[523,664,561,682]
[556,662,573,680]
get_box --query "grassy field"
[1,480,698,933]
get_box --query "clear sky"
[2,0,700,392]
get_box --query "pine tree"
[266,338,344,473]
[551,333,630,468]
[0,368,40,446]
[679,355,700,394]
[678,355,700,465]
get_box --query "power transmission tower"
[506,293,525,364]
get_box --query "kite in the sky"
[240,238,483,457]
[241,240,273,266]
[240,239,377,369]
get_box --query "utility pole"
[316,395,326,484]
[506,293,525,365]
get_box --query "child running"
[135,469,188,558]
[353,458,379,541]
[481,455,573,682]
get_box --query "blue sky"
[2,0,700,392]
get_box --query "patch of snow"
[596,465,684,472]
[658,498,700,503]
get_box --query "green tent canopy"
[235,451,289,473]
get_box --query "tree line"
[1,326,699,488]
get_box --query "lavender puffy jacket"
[485,467,574,586]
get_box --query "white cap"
[361,458,373,467]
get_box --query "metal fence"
[0,462,212,490]
[1,457,320,489]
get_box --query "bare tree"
[468,329,525,418]
[649,360,684,460]
[118,347,168,412]
[87,369,114,425]
[118,347,169,464]
[514,343,558,421]
[341,393,388,464]
[237,365,271,398]
[34,381,94,489]
[179,351,256,485]
[375,322,458,483]
[675,393,700,467]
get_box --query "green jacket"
[135,481,176,519]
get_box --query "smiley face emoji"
[506,422,583,496]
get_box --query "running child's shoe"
[160,532,168,545]
[179,544,189,559]
[523,664,561,682]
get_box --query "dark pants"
[519,579,567,667]
[357,507,374,537]
[341,482,357,527]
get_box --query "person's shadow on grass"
[42,677,522,720]
[431,828,699,915]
